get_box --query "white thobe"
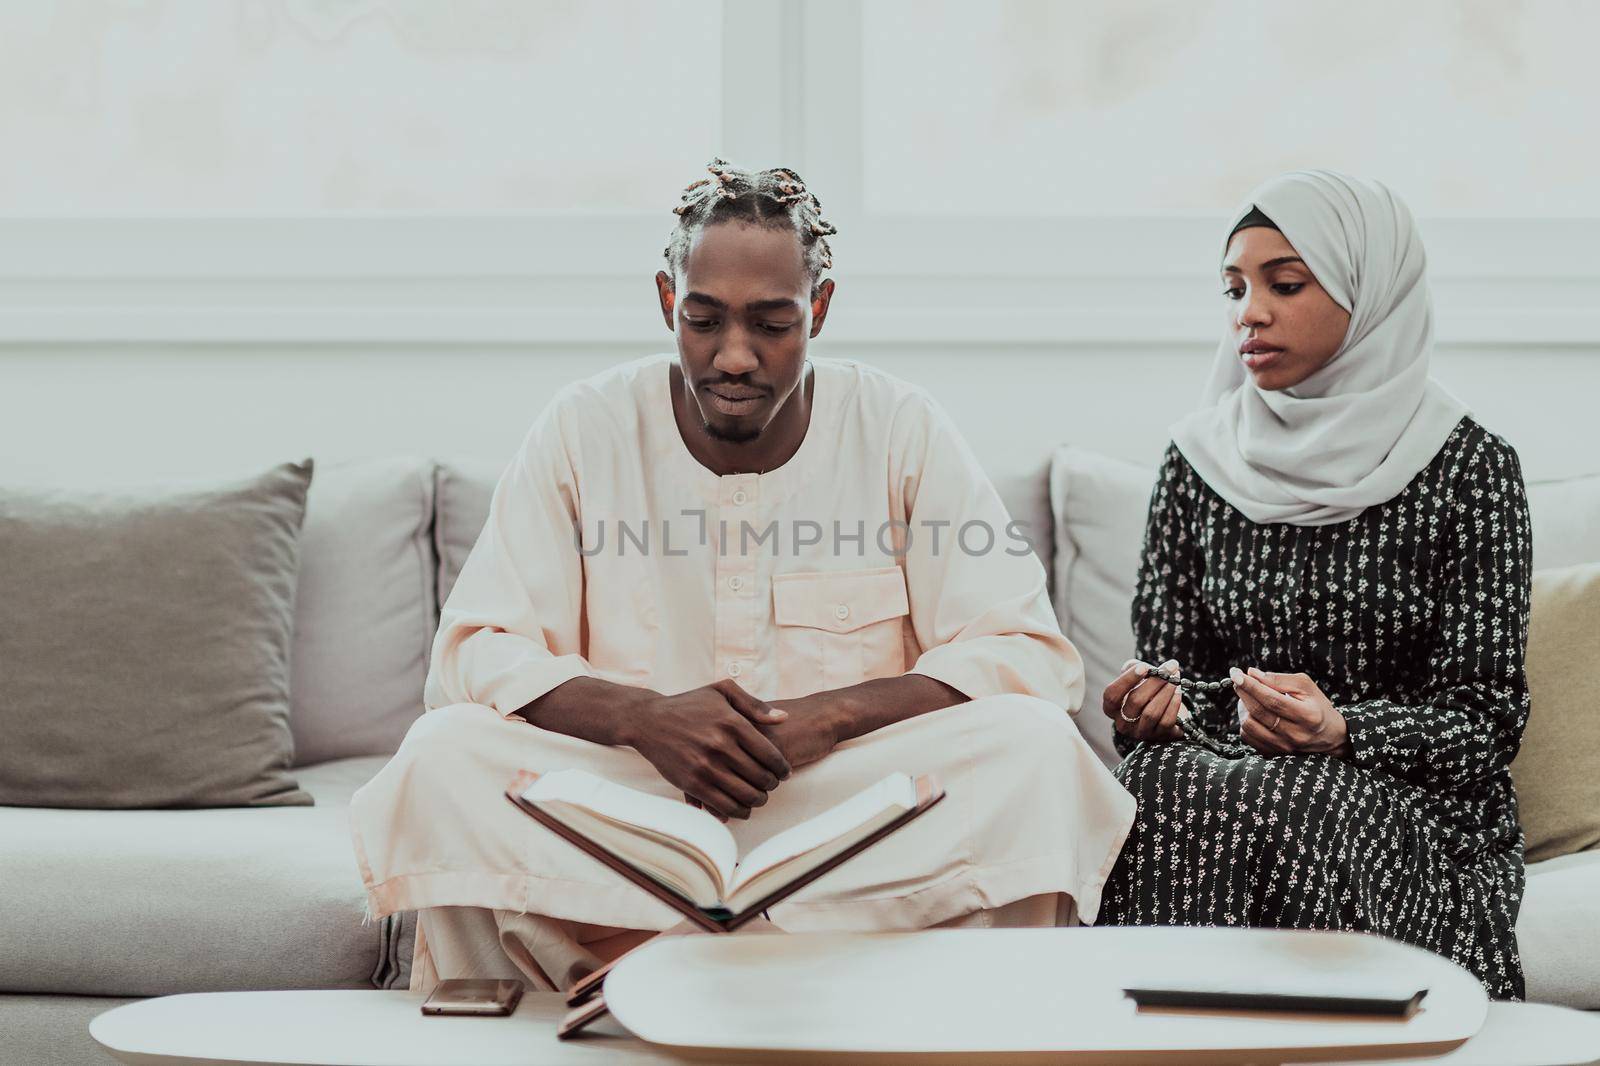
[349,354,1134,992]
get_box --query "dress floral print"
[1100,417,1533,1000]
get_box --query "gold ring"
[1265,711,1281,731]
[1118,704,1141,724]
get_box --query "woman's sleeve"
[1122,444,1233,758]
[1338,433,1533,792]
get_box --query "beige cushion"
[1047,446,1156,768]
[1511,562,1600,864]
[290,458,436,765]
[0,461,313,808]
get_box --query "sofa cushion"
[0,461,313,808]
[1526,473,1600,571]
[0,755,411,997]
[291,458,436,766]
[1519,850,1600,1009]
[3,995,141,1066]
[1511,562,1600,864]
[433,460,500,608]
[1047,446,1155,767]
[991,458,1056,597]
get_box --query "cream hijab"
[1170,170,1468,526]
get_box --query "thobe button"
[834,604,850,621]
[727,661,743,677]
[731,490,749,506]
[728,575,744,592]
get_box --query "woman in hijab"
[1098,170,1533,999]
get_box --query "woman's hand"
[1231,667,1352,758]
[1102,659,1185,743]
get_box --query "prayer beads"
[1145,663,1252,759]
[1146,663,1235,694]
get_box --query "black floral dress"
[1099,418,1533,1000]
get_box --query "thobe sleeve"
[1339,434,1533,792]
[893,394,1086,711]
[422,398,593,718]
[1121,444,1234,758]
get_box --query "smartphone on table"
[420,978,525,1016]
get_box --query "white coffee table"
[600,927,1588,1064]
[90,987,675,1066]
[90,929,1600,1065]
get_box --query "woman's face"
[1221,226,1352,392]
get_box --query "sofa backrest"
[288,441,1595,776]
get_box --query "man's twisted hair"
[663,158,838,298]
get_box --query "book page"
[523,769,739,906]
[537,801,724,905]
[723,772,917,914]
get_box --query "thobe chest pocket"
[770,566,911,698]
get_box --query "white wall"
[6,1,1599,217]
[0,1,723,212]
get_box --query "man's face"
[657,221,826,443]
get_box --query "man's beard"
[702,417,762,444]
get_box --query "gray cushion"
[1527,472,1600,571]
[291,459,437,766]
[1519,850,1600,1009]
[433,460,500,608]
[0,461,314,808]
[1047,446,1155,768]
[0,755,411,997]
[991,458,1056,596]
[0,994,136,1066]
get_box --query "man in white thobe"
[349,165,1134,994]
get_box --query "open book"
[506,768,943,925]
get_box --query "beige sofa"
[3,446,1595,1065]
